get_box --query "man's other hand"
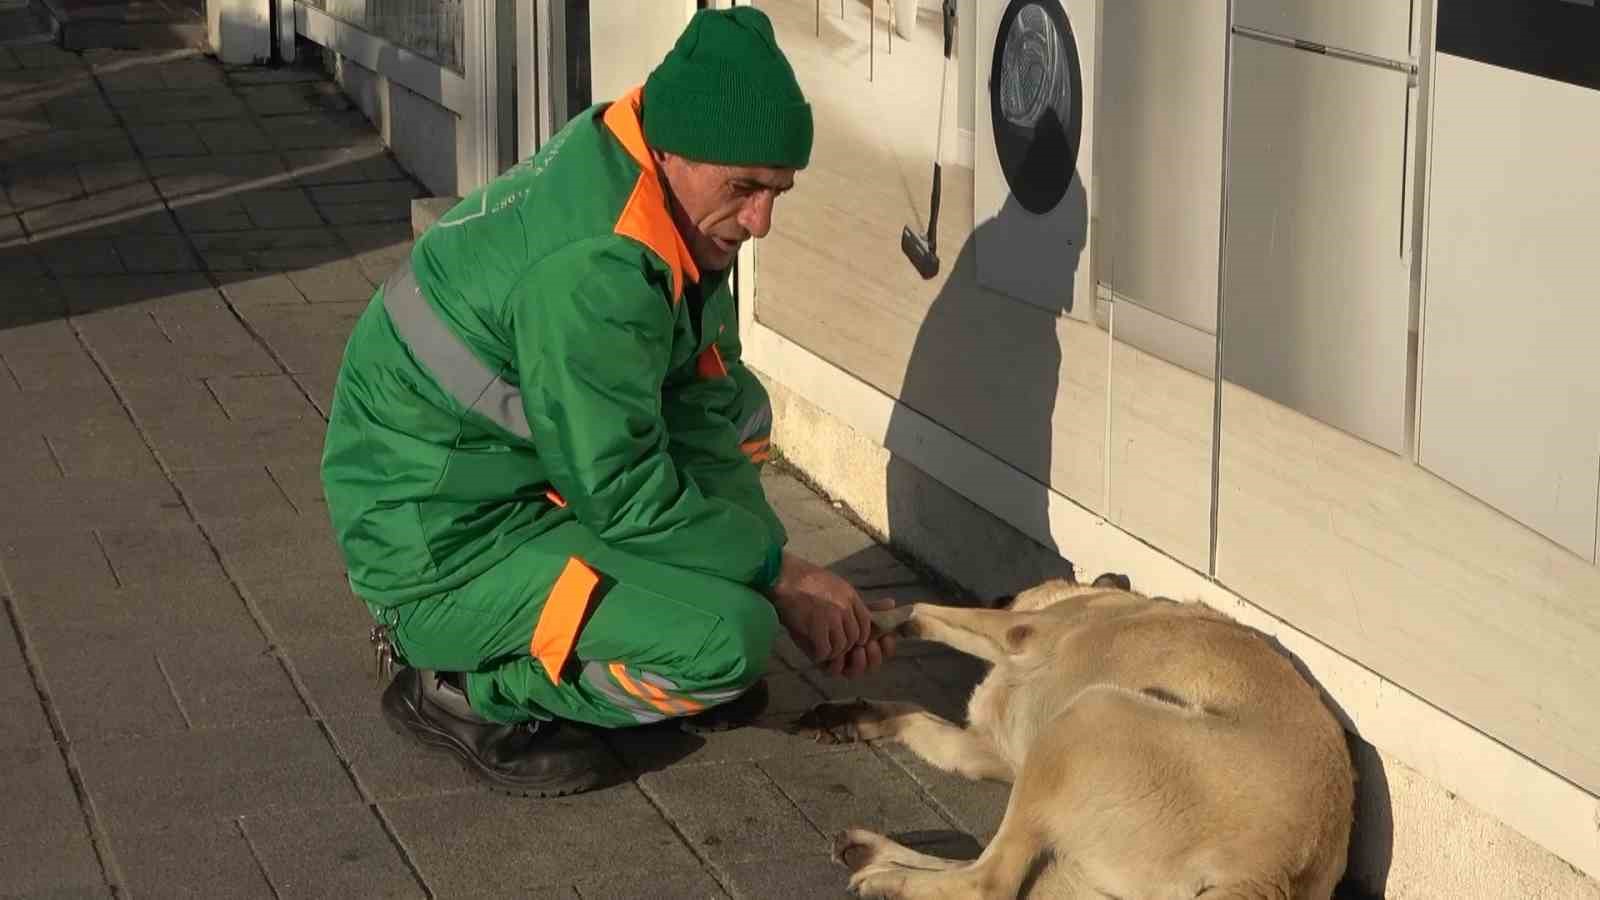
[766,552,897,677]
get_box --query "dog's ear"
[1092,572,1132,591]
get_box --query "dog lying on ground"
[791,573,1356,899]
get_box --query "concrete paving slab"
[263,458,327,512]
[384,785,701,899]
[800,657,970,726]
[241,187,323,229]
[575,868,727,900]
[0,742,91,834]
[40,416,161,479]
[0,474,187,540]
[109,818,275,899]
[323,714,484,803]
[1,126,136,167]
[0,823,107,899]
[37,239,127,276]
[317,198,413,225]
[0,530,121,597]
[172,464,299,521]
[147,414,328,471]
[237,80,351,116]
[285,258,375,303]
[243,803,426,900]
[10,572,251,635]
[105,86,244,124]
[11,45,86,69]
[0,344,111,392]
[277,633,377,719]
[240,573,369,642]
[718,851,854,899]
[0,663,52,749]
[114,371,225,429]
[75,718,360,834]
[94,520,224,585]
[639,761,826,868]
[292,367,339,418]
[198,118,271,154]
[875,741,1009,842]
[28,624,302,742]
[203,508,350,584]
[146,151,289,198]
[285,146,408,186]
[124,120,203,155]
[267,111,383,150]
[241,301,367,373]
[171,195,253,231]
[0,245,50,278]
[112,234,196,272]
[760,745,950,840]
[56,270,212,317]
[215,270,309,308]
[6,165,84,209]
[205,373,318,423]
[21,182,160,236]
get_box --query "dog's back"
[985,584,1355,898]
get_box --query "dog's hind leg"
[790,699,1013,782]
[873,604,1041,665]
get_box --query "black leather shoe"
[381,667,620,797]
[679,678,770,734]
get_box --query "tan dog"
[791,573,1356,899]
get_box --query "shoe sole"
[382,689,618,799]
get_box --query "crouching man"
[320,7,895,797]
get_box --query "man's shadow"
[879,182,1085,603]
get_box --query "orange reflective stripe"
[602,86,701,304]
[544,488,567,508]
[638,676,702,716]
[529,557,600,685]
[695,342,728,380]
[608,662,676,715]
[741,437,771,463]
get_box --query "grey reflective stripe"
[382,261,532,439]
[580,662,665,724]
[638,669,745,705]
[738,400,772,443]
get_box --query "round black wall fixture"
[989,0,1083,216]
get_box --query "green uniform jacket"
[321,86,788,607]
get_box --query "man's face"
[656,152,796,272]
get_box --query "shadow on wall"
[880,175,1083,602]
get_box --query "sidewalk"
[0,44,1004,899]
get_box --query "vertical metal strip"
[1208,0,1237,579]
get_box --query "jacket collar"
[603,86,702,303]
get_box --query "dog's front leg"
[790,700,1013,782]
[872,604,1040,665]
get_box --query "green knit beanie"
[642,7,813,169]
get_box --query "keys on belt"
[369,624,397,682]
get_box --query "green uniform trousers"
[375,519,780,728]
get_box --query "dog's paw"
[832,828,882,872]
[789,699,884,744]
[868,603,917,639]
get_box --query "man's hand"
[765,552,897,678]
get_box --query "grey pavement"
[0,44,1004,898]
